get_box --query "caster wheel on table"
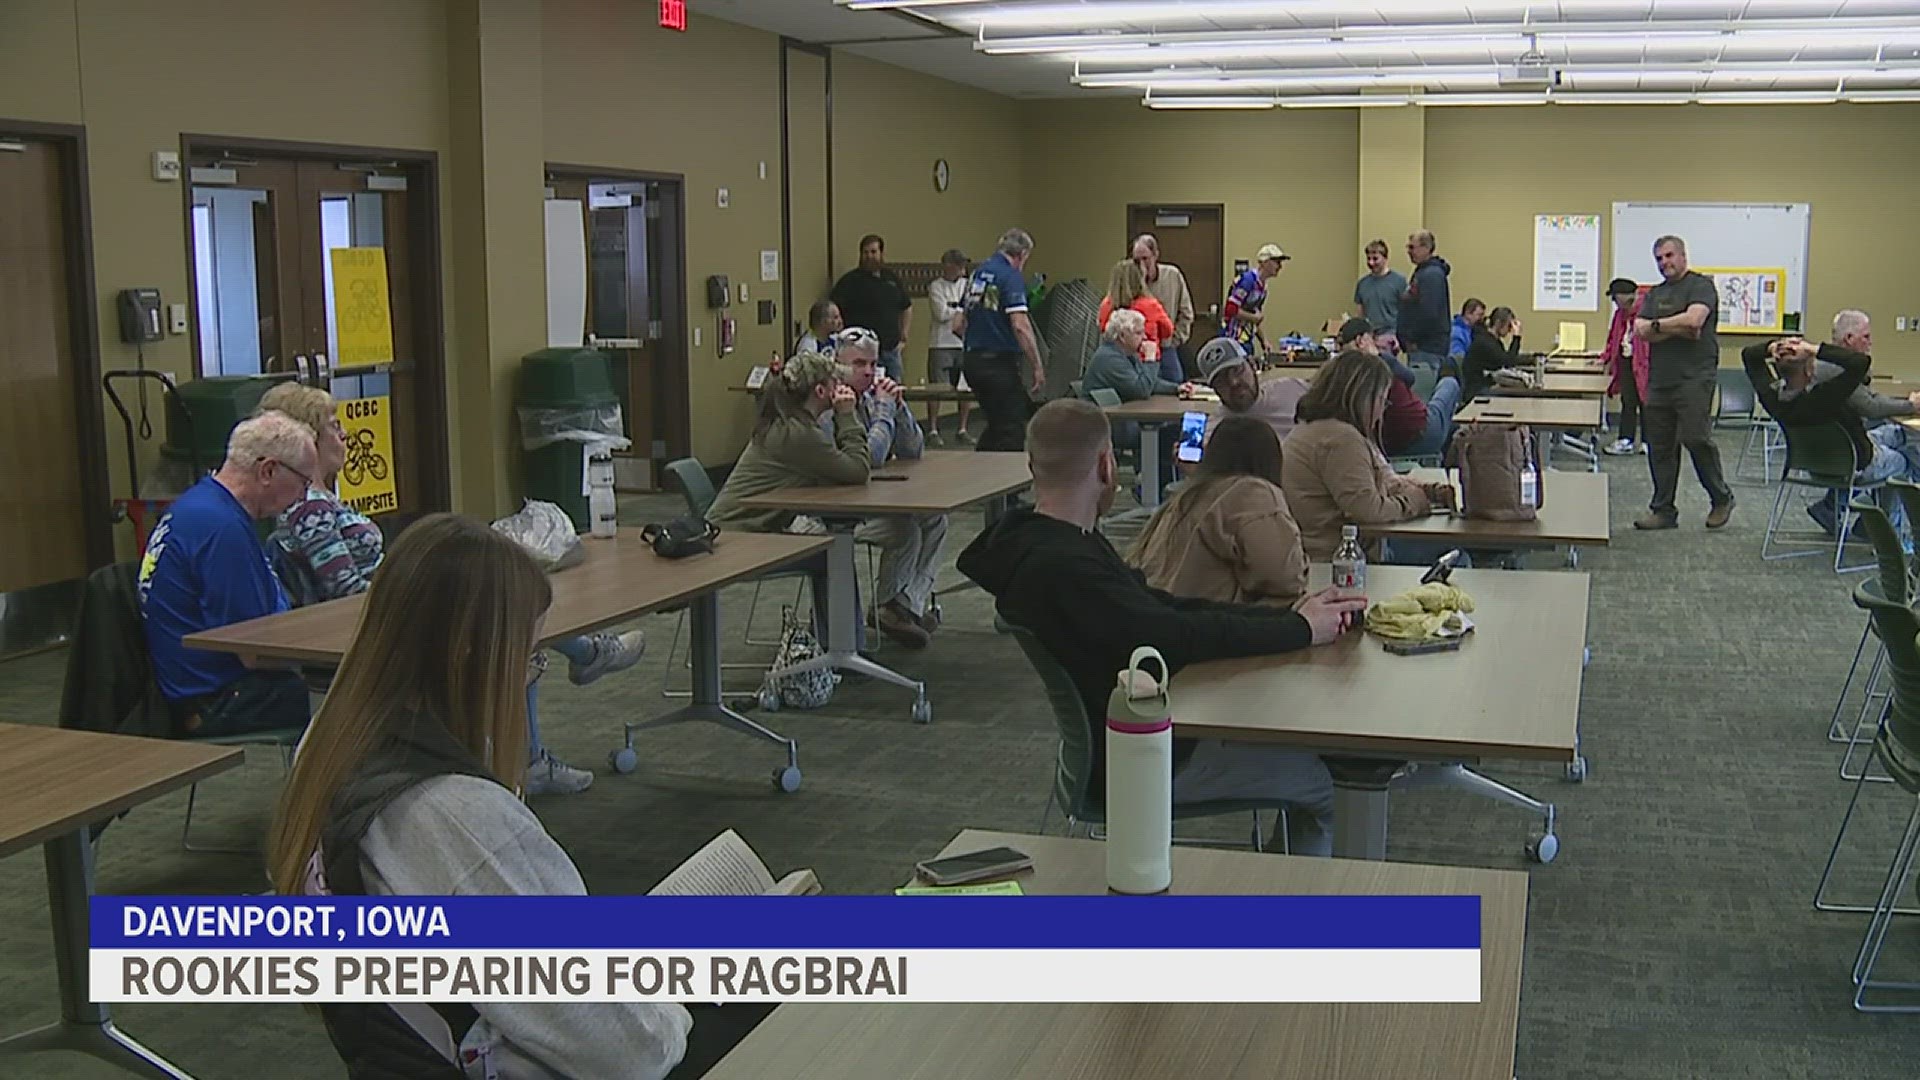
[608,747,638,774]
[1526,833,1560,864]
[772,766,802,793]
[911,698,933,725]
[758,688,782,713]
[1565,755,1588,783]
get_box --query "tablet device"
[1176,411,1208,463]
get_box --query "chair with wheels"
[1761,422,1886,573]
[1003,620,1289,852]
[1806,521,1920,1011]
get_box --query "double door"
[187,152,444,512]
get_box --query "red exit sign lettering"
[660,0,687,31]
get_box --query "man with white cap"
[1221,243,1290,356]
[1187,337,1309,444]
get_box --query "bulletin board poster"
[1696,267,1786,335]
[335,395,397,515]
[1533,214,1602,312]
[330,247,396,366]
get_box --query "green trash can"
[519,349,620,531]
[168,375,283,470]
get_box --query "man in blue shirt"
[962,227,1044,452]
[139,411,319,737]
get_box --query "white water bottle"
[1106,646,1173,896]
[587,450,618,539]
[1332,524,1367,592]
[1520,456,1539,510]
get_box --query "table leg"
[0,831,197,1079]
[762,526,930,722]
[617,592,801,789]
[1331,785,1390,860]
[1137,422,1162,509]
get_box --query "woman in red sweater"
[1099,259,1180,381]
[1602,277,1651,455]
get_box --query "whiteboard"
[1610,202,1810,318]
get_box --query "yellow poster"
[335,395,398,515]
[330,247,395,365]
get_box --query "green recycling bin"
[519,348,620,531]
[168,375,283,471]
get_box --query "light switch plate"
[737,282,749,303]
[1900,316,1911,332]
[167,303,188,334]
[693,327,703,347]
[716,187,729,208]
[758,161,767,180]
[152,151,181,182]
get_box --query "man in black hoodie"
[1394,229,1452,371]
[957,399,1368,855]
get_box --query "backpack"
[1448,422,1546,522]
[762,605,838,710]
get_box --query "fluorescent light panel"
[1142,95,1277,109]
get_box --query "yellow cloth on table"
[1364,582,1476,641]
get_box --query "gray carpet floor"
[3,427,1919,1078]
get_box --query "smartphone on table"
[913,846,1034,886]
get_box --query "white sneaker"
[1602,438,1636,456]
[525,751,594,796]
[568,630,645,686]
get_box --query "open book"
[649,829,820,897]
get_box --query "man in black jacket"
[957,399,1367,855]
[1394,228,1453,370]
[1744,334,1920,539]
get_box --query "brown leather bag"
[1447,423,1545,521]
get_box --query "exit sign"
[659,0,686,31]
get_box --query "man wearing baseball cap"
[1187,337,1309,443]
[1220,243,1290,356]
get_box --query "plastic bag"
[517,403,633,453]
[491,500,585,572]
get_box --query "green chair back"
[1069,379,1085,398]
[1852,582,1920,794]
[664,457,717,518]
[1847,502,1911,607]
[1715,368,1757,424]
[1088,387,1123,409]
[1780,422,1863,486]
[1004,622,1100,822]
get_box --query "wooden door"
[1128,204,1226,349]
[784,46,831,346]
[0,138,88,591]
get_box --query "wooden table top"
[1102,395,1215,423]
[705,829,1527,1080]
[1366,468,1610,547]
[185,531,831,666]
[1489,372,1611,398]
[1455,395,1604,429]
[1171,564,1586,762]
[740,449,1031,516]
[0,724,243,857]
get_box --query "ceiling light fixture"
[1694,90,1840,104]
[1277,94,1412,108]
[1141,94,1278,110]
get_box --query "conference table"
[1489,372,1611,398]
[186,530,831,791]
[704,829,1529,1080]
[741,450,1033,725]
[1099,396,1210,510]
[1172,564,1588,861]
[1373,467,1611,567]
[1456,394,1607,473]
[0,723,244,1079]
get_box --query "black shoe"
[1807,500,1839,537]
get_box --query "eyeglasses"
[272,459,314,488]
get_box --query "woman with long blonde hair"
[1098,258,1179,381]
[267,514,727,1077]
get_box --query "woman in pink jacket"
[1603,277,1652,456]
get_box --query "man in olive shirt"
[1633,235,1735,530]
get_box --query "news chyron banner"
[91,897,1480,1004]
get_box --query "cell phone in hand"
[914,846,1033,886]
[1176,411,1208,463]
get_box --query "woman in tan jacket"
[1129,415,1308,606]
[1281,349,1456,562]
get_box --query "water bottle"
[1532,354,1546,388]
[1521,455,1539,510]
[1106,647,1173,896]
[587,450,618,539]
[1332,524,1367,592]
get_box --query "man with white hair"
[963,227,1045,451]
[139,411,319,737]
[826,327,948,647]
[1790,310,1920,533]
[1131,234,1196,369]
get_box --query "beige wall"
[1019,100,1361,342]
[1426,103,1920,373]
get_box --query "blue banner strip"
[91,896,1479,950]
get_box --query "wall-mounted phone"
[118,288,163,344]
[706,275,731,309]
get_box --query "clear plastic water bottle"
[1520,455,1539,510]
[1332,524,1367,592]
[588,450,618,539]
